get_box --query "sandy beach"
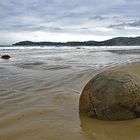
[0,46,140,140]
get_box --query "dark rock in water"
[1,55,11,59]
[76,47,80,49]
[79,70,140,121]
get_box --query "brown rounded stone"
[79,70,140,121]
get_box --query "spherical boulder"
[79,70,140,121]
[1,55,11,59]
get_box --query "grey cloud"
[0,0,140,44]
[129,20,140,27]
[89,15,107,20]
[108,20,140,30]
[0,23,64,33]
[108,23,126,30]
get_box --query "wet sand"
[0,47,140,140]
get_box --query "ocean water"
[1,45,140,70]
[0,45,140,140]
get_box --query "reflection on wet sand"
[80,115,140,140]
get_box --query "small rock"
[79,70,140,121]
[1,55,11,59]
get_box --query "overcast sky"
[0,0,140,44]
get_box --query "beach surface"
[0,46,140,140]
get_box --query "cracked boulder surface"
[79,70,140,121]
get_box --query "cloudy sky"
[0,0,140,44]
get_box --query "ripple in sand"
[15,61,71,71]
[0,90,31,105]
[15,61,44,69]
[43,65,71,70]
[0,108,56,131]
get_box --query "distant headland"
[13,36,140,46]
